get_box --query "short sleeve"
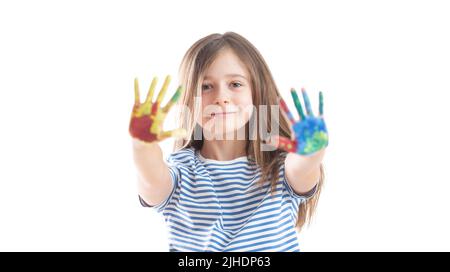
[138,162,181,213]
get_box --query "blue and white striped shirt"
[139,147,317,252]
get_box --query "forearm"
[132,139,167,186]
[285,148,326,193]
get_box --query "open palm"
[270,88,328,156]
[129,75,186,143]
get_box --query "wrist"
[132,138,158,150]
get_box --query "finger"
[155,75,171,105]
[301,88,313,116]
[290,88,305,120]
[266,135,297,153]
[278,97,296,125]
[162,85,184,113]
[134,78,140,105]
[319,91,324,117]
[143,76,158,106]
[158,128,187,141]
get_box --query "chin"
[203,124,247,141]
[200,114,249,140]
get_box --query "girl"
[129,32,328,252]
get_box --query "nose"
[213,88,230,106]
[214,98,229,106]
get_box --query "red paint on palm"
[129,115,158,142]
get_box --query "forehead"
[203,49,249,80]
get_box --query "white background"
[1,0,449,251]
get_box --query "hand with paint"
[270,88,328,156]
[129,75,187,143]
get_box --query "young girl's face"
[199,49,253,140]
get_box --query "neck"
[200,139,247,161]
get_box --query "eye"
[201,84,212,91]
[231,82,242,88]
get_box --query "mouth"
[211,111,237,117]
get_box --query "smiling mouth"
[211,112,237,117]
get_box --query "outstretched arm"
[285,149,325,194]
[133,140,172,206]
[129,75,186,206]
[268,88,328,194]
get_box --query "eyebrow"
[203,74,248,80]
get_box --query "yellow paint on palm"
[150,111,166,135]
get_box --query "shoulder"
[166,147,199,171]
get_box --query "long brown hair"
[173,32,324,231]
